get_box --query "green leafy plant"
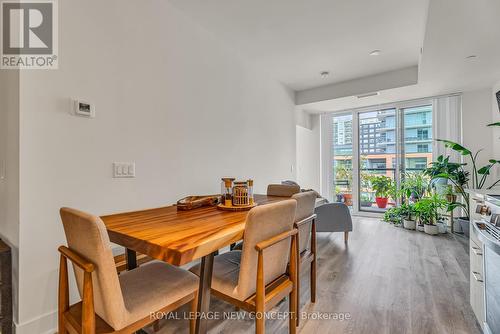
[436,140,500,189]
[401,172,429,201]
[424,155,468,188]
[413,193,448,225]
[369,175,393,198]
[335,166,352,192]
[383,207,403,224]
[399,202,416,221]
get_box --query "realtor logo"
[1,0,58,69]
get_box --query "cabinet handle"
[472,271,483,283]
[471,246,483,256]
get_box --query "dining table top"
[101,194,290,266]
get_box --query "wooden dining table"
[101,194,289,334]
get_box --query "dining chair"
[266,184,301,197]
[290,191,317,326]
[190,200,298,334]
[58,207,199,334]
[230,184,300,252]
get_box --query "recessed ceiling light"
[466,55,477,60]
[320,71,329,78]
[369,50,381,56]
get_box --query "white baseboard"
[14,309,57,334]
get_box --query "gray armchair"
[314,203,353,243]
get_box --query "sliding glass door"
[332,114,354,208]
[401,105,433,176]
[327,100,433,214]
[358,109,397,212]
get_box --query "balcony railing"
[359,168,396,212]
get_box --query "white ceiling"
[169,0,429,91]
[299,0,500,113]
[169,0,500,113]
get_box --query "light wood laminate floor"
[148,217,482,334]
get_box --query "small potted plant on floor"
[370,175,393,209]
[383,206,403,226]
[400,203,417,230]
[414,193,447,235]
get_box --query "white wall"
[461,89,494,168]
[15,1,295,332]
[296,112,320,191]
[0,70,20,324]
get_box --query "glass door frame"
[357,107,400,214]
[322,97,433,216]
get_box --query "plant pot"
[343,193,353,206]
[431,178,449,195]
[416,224,425,232]
[457,217,470,237]
[361,201,372,207]
[424,224,439,235]
[403,219,416,230]
[336,194,344,203]
[437,221,447,234]
[375,197,388,208]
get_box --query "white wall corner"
[295,108,313,129]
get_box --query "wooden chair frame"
[58,246,197,334]
[294,214,317,326]
[210,229,298,334]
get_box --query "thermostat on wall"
[73,99,95,118]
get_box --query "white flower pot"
[417,224,424,232]
[437,222,447,234]
[403,219,416,230]
[424,224,439,235]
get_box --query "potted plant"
[401,172,429,202]
[370,175,393,208]
[430,139,500,236]
[335,166,353,206]
[383,206,403,225]
[400,203,417,230]
[360,194,372,207]
[335,186,344,203]
[414,193,447,235]
[424,155,465,194]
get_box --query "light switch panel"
[113,162,135,178]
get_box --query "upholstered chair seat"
[190,250,242,299]
[119,260,199,325]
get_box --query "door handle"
[472,271,483,283]
[471,246,483,256]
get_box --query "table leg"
[126,248,137,270]
[195,252,215,334]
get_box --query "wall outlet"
[113,162,135,178]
